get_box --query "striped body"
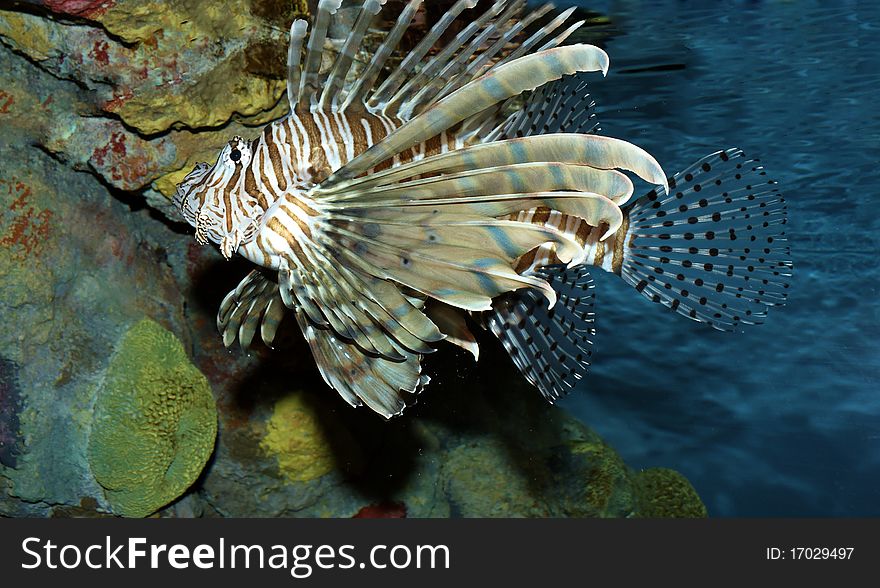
[178,108,461,265]
[239,109,460,271]
[510,208,630,276]
[173,0,787,418]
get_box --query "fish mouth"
[173,163,211,222]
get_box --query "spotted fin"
[488,265,596,402]
[620,148,792,331]
[293,307,427,419]
[217,270,286,352]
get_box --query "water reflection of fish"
[174,0,791,418]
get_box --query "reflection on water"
[558,0,880,515]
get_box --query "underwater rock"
[191,340,707,518]
[88,319,217,518]
[0,3,292,134]
[353,501,408,518]
[0,1,307,215]
[0,35,195,515]
[0,357,24,469]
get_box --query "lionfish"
[174,0,791,418]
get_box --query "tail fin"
[620,148,792,331]
[488,266,596,402]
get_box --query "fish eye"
[230,149,242,162]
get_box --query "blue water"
[556,0,880,516]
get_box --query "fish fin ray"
[425,302,480,361]
[488,265,596,402]
[501,74,600,139]
[273,237,442,358]
[286,19,309,111]
[217,270,287,352]
[341,0,423,111]
[325,45,611,184]
[319,0,386,111]
[367,0,482,112]
[317,135,665,200]
[293,308,425,418]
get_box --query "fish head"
[174,136,262,259]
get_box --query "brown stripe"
[222,166,243,233]
[574,219,592,246]
[374,158,393,171]
[397,142,415,164]
[593,234,606,267]
[531,207,551,225]
[346,113,369,155]
[267,216,296,245]
[514,248,538,274]
[367,115,389,145]
[243,165,267,210]
[283,117,304,162]
[325,114,346,164]
[265,131,288,192]
[294,197,320,217]
[300,114,329,181]
[279,201,313,239]
[256,233,270,260]
[423,134,442,158]
[611,213,630,275]
[192,174,212,204]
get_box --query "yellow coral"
[634,467,708,518]
[88,319,217,517]
[259,394,338,483]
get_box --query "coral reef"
[633,468,708,518]
[88,319,217,517]
[0,1,706,519]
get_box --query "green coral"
[634,467,708,518]
[88,319,217,517]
